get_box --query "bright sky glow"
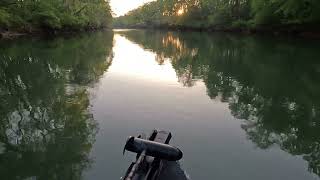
[110,0,155,17]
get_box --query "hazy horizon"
[110,0,154,17]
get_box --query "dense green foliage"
[0,0,112,32]
[114,0,320,30]
[118,30,320,176]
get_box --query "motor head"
[124,136,183,161]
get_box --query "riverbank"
[0,31,26,39]
[0,26,109,39]
[113,24,320,39]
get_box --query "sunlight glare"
[177,8,184,16]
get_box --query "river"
[0,30,320,180]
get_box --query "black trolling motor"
[122,130,187,180]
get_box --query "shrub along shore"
[0,0,112,38]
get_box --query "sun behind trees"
[0,0,112,33]
[113,0,320,32]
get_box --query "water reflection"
[0,32,114,180]
[116,30,320,177]
[109,34,178,83]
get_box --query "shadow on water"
[0,32,114,180]
[117,30,320,177]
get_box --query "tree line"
[0,0,112,33]
[114,0,320,32]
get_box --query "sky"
[110,0,155,17]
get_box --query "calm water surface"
[1,30,320,180]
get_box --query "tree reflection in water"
[118,30,320,177]
[0,32,114,180]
